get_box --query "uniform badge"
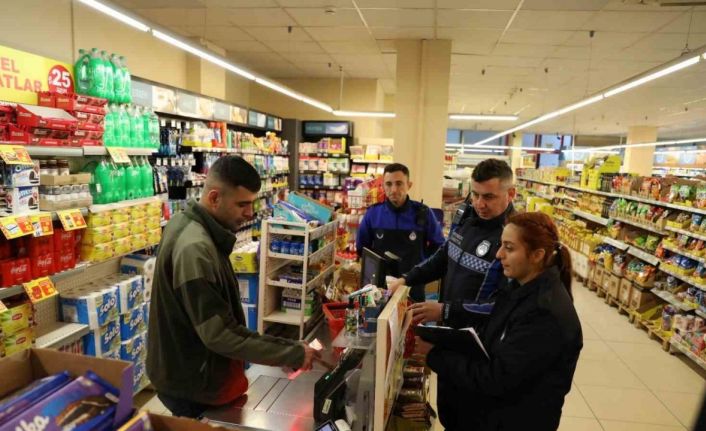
[376,232,384,239]
[476,240,491,257]
[409,231,417,241]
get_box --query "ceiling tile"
[264,41,325,54]
[523,0,609,11]
[222,40,272,52]
[501,30,574,45]
[360,9,434,27]
[276,0,351,7]
[202,0,277,6]
[203,26,253,41]
[230,8,296,26]
[438,28,502,44]
[437,0,519,10]
[370,27,434,39]
[306,27,372,41]
[331,54,386,67]
[631,32,706,51]
[135,8,207,26]
[357,0,434,6]
[280,53,335,64]
[230,52,288,65]
[201,8,238,25]
[285,8,363,26]
[243,26,312,41]
[169,26,205,38]
[118,0,204,7]
[659,12,706,33]
[452,42,495,56]
[437,10,513,28]
[563,31,644,48]
[511,11,594,30]
[320,40,380,54]
[582,11,682,32]
[549,46,591,60]
[376,39,397,53]
[493,43,558,58]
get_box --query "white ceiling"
[112,0,706,138]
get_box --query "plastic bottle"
[88,48,106,98]
[119,56,132,104]
[110,160,126,202]
[125,158,141,200]
[86,158,114,204]
[116,105,130,147]
[111,54,125,103]
[149,110,160,149]
[139,157,154,197]
[101,50,115,102]
[74,49,91,96]
[345,297,357,336]
[103,104,116,147]
[129,105,144,148]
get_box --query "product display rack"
[297,121,353,201]
[257,219,336,340]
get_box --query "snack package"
[1,371,120,431]
[0,300,33,337]
[0,371,72,426]
[4,327,34,356]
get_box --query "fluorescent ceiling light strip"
[655,149,706,154]
[152,30,255,81]
[301,97,333,113]
[604,55,701,98]
[567,137,706,153]
[447,144,555,152]
[255,78,303,100]
[449,114,518,121]
[333,110,395,118]
[77,0,150,32]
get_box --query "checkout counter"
[203,285,412,431]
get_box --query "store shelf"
[306,264,335,292]
[308,241,335,264]
[299,152,347,158]
[627,246,661,266]
[659,264,706,290]
[299,185,344,191]
[268,251,305,261]
[267,279,303,289]
[0,285,25,300]
[518,177,706,216]
[25,146,84,157]
[557,194,578,202]
[50,208,89,221]
[653,289,697,312]
[36,322,90,349]
[670,337,706,371]
[573,209,610,226]
[612,216,667,235]
[262,310,311,325]
[661,243,706,265]
[89,196,161,213]
[665,226,706,242]
[600,236,630,251]
[83,146,157,156]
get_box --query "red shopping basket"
[323,302,348,340]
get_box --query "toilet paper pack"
[105,274,144,315]
[120,331,147,364]
[60,285,118,329]
[119,306,146,340]
[83,319,120,357]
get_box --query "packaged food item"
[3,327,34,356]
[0,299,33,336]
[1,371,120,431]
[83,319,120,357]
[113,237,132,256]
[112,222,130,240]
[80,241,114,262]
[81,225,113,245]
[644,235,660,252]
[0,371,72,426]
[86,212,111,228]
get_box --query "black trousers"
[157,393,210,419]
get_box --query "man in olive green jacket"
[147,156,319,418]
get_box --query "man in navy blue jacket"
[356,163,445,302]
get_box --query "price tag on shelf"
[0,215,34,239]
[107,147,131,164]
[0,145,33,165]
[56,209,86,231]
[23,277,57,304]
[30,212,54,237]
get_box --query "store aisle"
[430,282,706,431]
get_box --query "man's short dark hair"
[472,159,513,184]
[208,155,261,193]
[384,163,410,178]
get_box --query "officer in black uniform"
[389,159,516,429]
[356,163,445,302]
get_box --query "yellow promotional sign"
[107,147,131,164]
[31,212,54,237]
[57,209,87,231]
[0,45,74,104]
[0,215,34,239]
[23,277,57,303]
[0,145,33,165]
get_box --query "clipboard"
[415,324,490,360]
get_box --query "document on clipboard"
[414,324,490,360]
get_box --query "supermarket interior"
[1,1,706,430]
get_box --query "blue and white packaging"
[237,274,258,305]
[132,360,148,393]
[103,348,121,361]
[120,331,147,364]
[60,285,118,329]
[243,304,257,331]
[143,302,150,330]
[0,371,71,426]
[83,319,121,357]
[119,306,146,340]
[106,274,144,315]
[120,254,156,303]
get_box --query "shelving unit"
[573,209,610,226]
[297,121,353,196]
[258,219,337,340]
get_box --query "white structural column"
[393,40,452,208]
[623,126,657,176]
[510,132,524,173]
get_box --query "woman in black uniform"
[417,211,583,431]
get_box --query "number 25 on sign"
[23,277,57,303]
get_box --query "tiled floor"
[138,282,706,430]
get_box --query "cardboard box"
[39,197,92,211]
[619,278,633,305]
[40,173,91,186]
[630,285,656,311]
[0,348,134,428]
[601,271,613,291]
[594,265,605,287]
[1,161,40,186]
[607,274,621,299]
[0,186,39,215]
